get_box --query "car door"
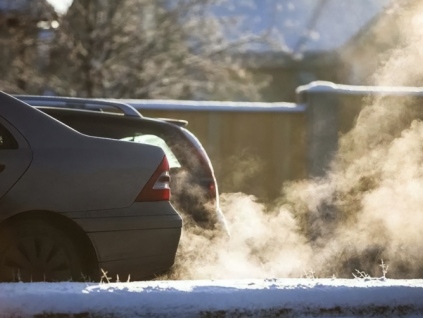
[0,117,32,200]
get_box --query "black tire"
[0,217,86,282]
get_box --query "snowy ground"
[1,278,423,317]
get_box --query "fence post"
[297,82,339,178]
[206,112,221,161]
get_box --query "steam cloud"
[166,0,423,280]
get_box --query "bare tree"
[0,0,56,94]
[46,0,269,100]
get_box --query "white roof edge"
[297,81,423,96]
[114,99,305,113]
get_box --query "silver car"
[15,95,227,234]
[0,92,182,282]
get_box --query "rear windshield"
[121,134,181,169]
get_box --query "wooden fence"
[119,100,307,201]
[118,82,423,201]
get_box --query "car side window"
[0,123,18,149]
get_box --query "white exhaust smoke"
[165,0,423,280]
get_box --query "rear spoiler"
[159,118,188,127]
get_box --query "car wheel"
[0,218,86,282]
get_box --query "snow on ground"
[1,278,423,317]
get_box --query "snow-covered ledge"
[1,279,423,317]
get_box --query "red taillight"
[136,156,171,202]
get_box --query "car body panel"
[0,138,165,215]
[70,201,182,278]
[0,95,167,216]
[89,228,181,262]
[29,106,225,230]
[0,92,182,280]
[0,117,32,200]
[0,94,81,149]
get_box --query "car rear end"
[19,99,227,233]
[9,134,182,280]
[175,126,227,231]
[1,94,183,280]
[20,103,228,233]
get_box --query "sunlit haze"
[46,0,72,14]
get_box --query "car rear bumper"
[90,227,181,280]
[66,201,182,280]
